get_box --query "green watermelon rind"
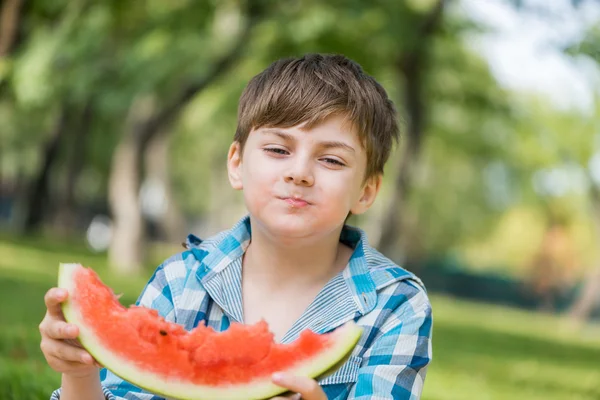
[59,263,363,400]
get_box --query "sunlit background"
[1,0,600,399]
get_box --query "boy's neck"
[242,220,350,291]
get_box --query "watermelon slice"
[58,263,362,400]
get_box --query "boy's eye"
[264,148,289,155]
[322,158,345,167]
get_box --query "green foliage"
[0,0,237,202]
[1,0,599,278]
[564,9,600,61]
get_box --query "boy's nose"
[284,174,314,186]
[284,164,314,186]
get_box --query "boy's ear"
[350,174,382,215]
[227,141,243,190]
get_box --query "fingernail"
[82,354,91,363]
[272,372,285,382]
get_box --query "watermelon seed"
[159,330,167,336]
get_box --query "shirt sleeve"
[350,284,433,400]
[50,262,176,400]
[50,386,117,400]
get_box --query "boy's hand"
[39,288,101,378]
[270,373,327,400]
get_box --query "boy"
[40,53,433,400]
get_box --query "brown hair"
[234,53,399,179]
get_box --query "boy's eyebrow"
[320,140,355,153]
[261,128,355,153]
[261,129,295,142]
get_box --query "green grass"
[1,235,599,400]
[425,298,600,400]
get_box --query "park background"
[1,0,600,399]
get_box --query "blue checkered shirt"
[51,215,432,399]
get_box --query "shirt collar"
[338,224,378,314]
[189,215,403,321]
[192,216,251,282]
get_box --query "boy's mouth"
[279,196,311,208]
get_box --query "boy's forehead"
[255,115,361,142]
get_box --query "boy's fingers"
[43,320,78,340]
[42,338,93,364]
[56,343,94,364]
[46,354,98,373]
[44,288,68,317]
[272,373,325,400]
[64,338,84,349]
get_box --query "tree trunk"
[143,132,186,243]
[106,1,265,273]
[568,185,600,322]
[53,100,94,234]
[0,0,24,57]
[107,96,156,275]
[23,107,69,233]
[568,269,600,322]
[376,104,423,262]
[376,0,445,262]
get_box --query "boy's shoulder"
[157,220,246,277]
[340,224,427,293]
[362,243,426,291]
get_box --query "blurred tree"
[53,98,95,233]
[397,0,598,274]
[376,0,446,261]
[393,12,517,266]
[563,22,600,322]
[0,0,24,57]
[451,94,597,309]
[7,1,96,232]
[107,0,267,274]
[22,106,69,231]
[568,182,600,322]
[143,130,186,243]
[1,0,268,272]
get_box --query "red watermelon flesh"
[59,263,362,400]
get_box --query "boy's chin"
[254,214,340,241]
[265,220,316,239]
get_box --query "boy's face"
[227,114,381,240]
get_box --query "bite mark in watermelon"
[58,263,362,400]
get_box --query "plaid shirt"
[51,215,432,400]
